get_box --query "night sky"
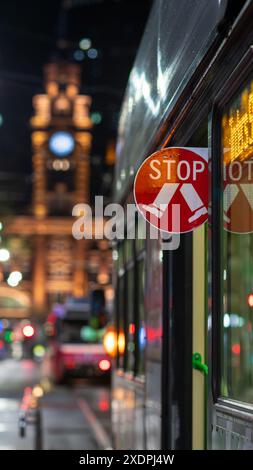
[0,0,151,212]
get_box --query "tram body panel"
[212,409,253,450]
[145,361,162,450]
[133,382,146,450]
[145,237,163,449]
[112,373,145,450]
[112,374,127,449]
[120,380,136,450]
[112,374,135,450]
[192,213,206,449]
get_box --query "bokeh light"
[0,248,10,262]
[79,38,91,50]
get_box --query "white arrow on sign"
[224,183,253,223]
[141,182,207,224]
[141,183,179,219]
[240,184,253,210]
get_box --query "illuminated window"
[221,76,253,403]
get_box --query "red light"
[98,398,109,412]
[232,343,241,355]
[129,323,135,335]
[24,387,32,396]
[64,357,76,369]
[248,294,253,307]
[23,325,35,338]
[98,359,111,371]
[0,339,4,349]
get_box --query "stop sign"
[224,157,253,233]
[134,147,208,234]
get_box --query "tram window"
[220,76,253,403]
[125,239,134,264]
[118,243,124,271]
[136,259,145,376]
[136,216,146,254]
[126,268,135,372]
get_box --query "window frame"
[211,46,253,412]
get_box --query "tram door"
[192,225,206,449]
[178,118,208,449]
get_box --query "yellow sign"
[222,79,253,164]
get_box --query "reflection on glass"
[221,76,253,402]
[118,329,125,356]
[127,270,135,372]
[118,277,125,368]
[137,260,145,376]
[125,239,134,264]
[118,243,124,271]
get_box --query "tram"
[112,0,253,450]
[47,293,111,382]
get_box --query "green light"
[91,112,102,125]
[80,326,98,342]
[33,344,45,358]
[4,330,13,343]
[79,38,91,51]
[0,222,3,230]
[0,115,3,127]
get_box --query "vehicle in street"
[47,292,111,382]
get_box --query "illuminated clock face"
[49,131,75,157]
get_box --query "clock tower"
[31,62,92,314]
[2,60,112,320]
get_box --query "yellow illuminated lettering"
[222,79,253,164]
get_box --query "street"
[0,359,111,450]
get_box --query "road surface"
[0,358,111,450]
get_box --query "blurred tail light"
[98,359,111,371]
[65,357,76,369]
[98,398,110,411]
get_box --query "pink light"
[98,359,111,372]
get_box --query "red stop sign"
[134,147,208,234]
[224,158,253,233]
